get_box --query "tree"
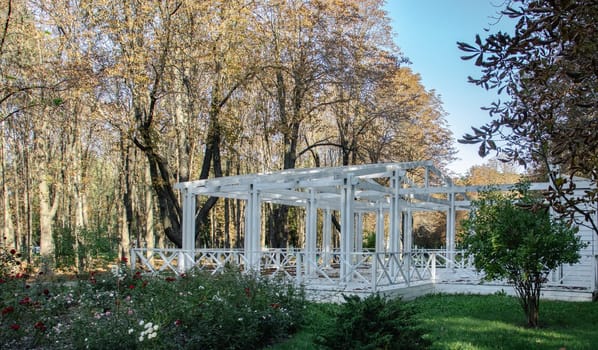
[457,0,598,234]
[460,182,585,327]
[464,159,521,186]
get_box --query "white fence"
[130,248,482,292]
[130,248,598,293]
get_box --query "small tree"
[460,182,585,327]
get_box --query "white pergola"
[173,161,476,277]
[129,163,597,299]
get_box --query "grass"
[269,293,598,350]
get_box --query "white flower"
[148,332,157,339]
[153,324,159,331]
[128,328,134,334]
[139,336,144,342]
[139,320,145,326]
[145,322,153,329]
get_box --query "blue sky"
[384,0,514,175]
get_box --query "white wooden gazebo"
[131,162,598,301]
[166,161,472,289]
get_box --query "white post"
[323,209,332,268]
[404,207,413,253]
[446,192,455,267]
[180,188,196,273]
[244,184,261,272]
[355,212,364,253]
[340,174,355,282]
[305,189,317,275]
[404,206,413,284]
[389,170,401,253]
[375,201,385,253]
[390,170,402,277]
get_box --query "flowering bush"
[0,260,306,349]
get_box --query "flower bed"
[1,251,306,349]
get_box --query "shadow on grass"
[413,294,598,350]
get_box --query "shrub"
[0,259,306,350]
[460,181,585,327]
[315,293,430,350]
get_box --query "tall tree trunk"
[145,163,155,259]
[119,138,134,261]
[38,161,59,273]
[72,137,86,272]
[1,133,16,249]
[135,111,183,247]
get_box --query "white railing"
[130,248,598,292]
[130,248,450,291]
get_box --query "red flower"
[10,324,20,331]
[128,284,135,289]
[43,289,50,295]
[2,306,14,315]
[174,319,182,326]
[0,279,5,284]
[121,257,128,263]
[34,321,46,331]
[9,249,16,255]
[18,297,31,305]
[165,277,176,282]
[244,287,251,298]
[142,280,148,288]
[270,303,280,309]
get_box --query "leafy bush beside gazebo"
[460,182,586,327]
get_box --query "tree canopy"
[0,0,455,266]
[458,0,598,233]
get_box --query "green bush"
[315,294,430,350]
[1,260,306,350]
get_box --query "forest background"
[0,0,519,273]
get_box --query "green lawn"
[269,294,598,350]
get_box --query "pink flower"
[34,321,46,331]
[2,306,14,315]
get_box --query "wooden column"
[305,189,317,275]
[244,184,261,271]
[322,208,332,268]
[340,174,355,281]
[180,188,196,273]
